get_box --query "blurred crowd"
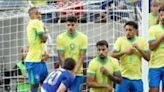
[29,0,142,23]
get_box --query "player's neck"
[67,31,77,38]
[70,32,75,37]
[127,36,136,41]
[159,22,164,26]
[151,12,158,16]
[102,57,108,61]
[69,70,75,75]
[30,17,40,20]
[98,56,108,64]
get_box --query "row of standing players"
[17,5,164,92]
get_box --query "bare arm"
[133,44,150,61]
[74,51,86,73]
[100,67,122,83]
[39,32,48,43]
[107,72,122,83]
[87,76,112,90]
[56,35,65,66]
[111,51,125,59]
[137,49,150,61]
[149,36,164,50]
[41,53,49,61]
[111,48,135,59]
[41,46,49,61]
[57,51,65,66]
[57,83,67,92]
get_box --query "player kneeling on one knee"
[41,58,76,92]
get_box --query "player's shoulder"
[136,36,146,41]
[149,24,160,32]
[77,31,87,38]
[109,56,119,66]
[116,36,126,42]
[28,19,43,28]
[57,32,66,38]
[55,68,67,76]
[29,19,42,24]
[62,69,74,79]
[109,56,118,63]
[89,57,98,65]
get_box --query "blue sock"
[31,88,38,92]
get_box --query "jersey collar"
[127,36,137,43]
[66,31,78,39]
[97,56,110,65]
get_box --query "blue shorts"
[25,62,48,85]
[149,67,164,88]
[69,76,84,92]
[116,78,143,92]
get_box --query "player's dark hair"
[159,5,164,13]
[63,58,76,70]
[66,16,77,23]
[96,40,108,48]
[124,21,138,30]
[28,7,37,15]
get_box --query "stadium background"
[0,0,150,92]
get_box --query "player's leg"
[149,68,161,92]
[161,67,164,92]
[131,79,143,92]
[39,62,48,85]
[116,77,130,92]
[31,62,48,92]
[25,62,40,92]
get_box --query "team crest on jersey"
[70,43,75,50]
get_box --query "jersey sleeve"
[140,38,149,51]
[80,35,88,51]
[27,25,37,45]
[43,44,48,55]
[112,59,121,73]
[113,37,121,52]
[148,26,156,42]
[87,59,96,77]
[56,35,65,51]
[27,20,44,45]
[34,20,45,33]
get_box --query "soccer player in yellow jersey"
[111,21,150,92]
[148,5,164,92]
[149,0,160,28]
[25,7,49,92]
[87,40,122,92]
[56,16,88,92]
[31,0,47,7]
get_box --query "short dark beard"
[127,37,131,40]
[99,56,106,60]
[127,36,132,40]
